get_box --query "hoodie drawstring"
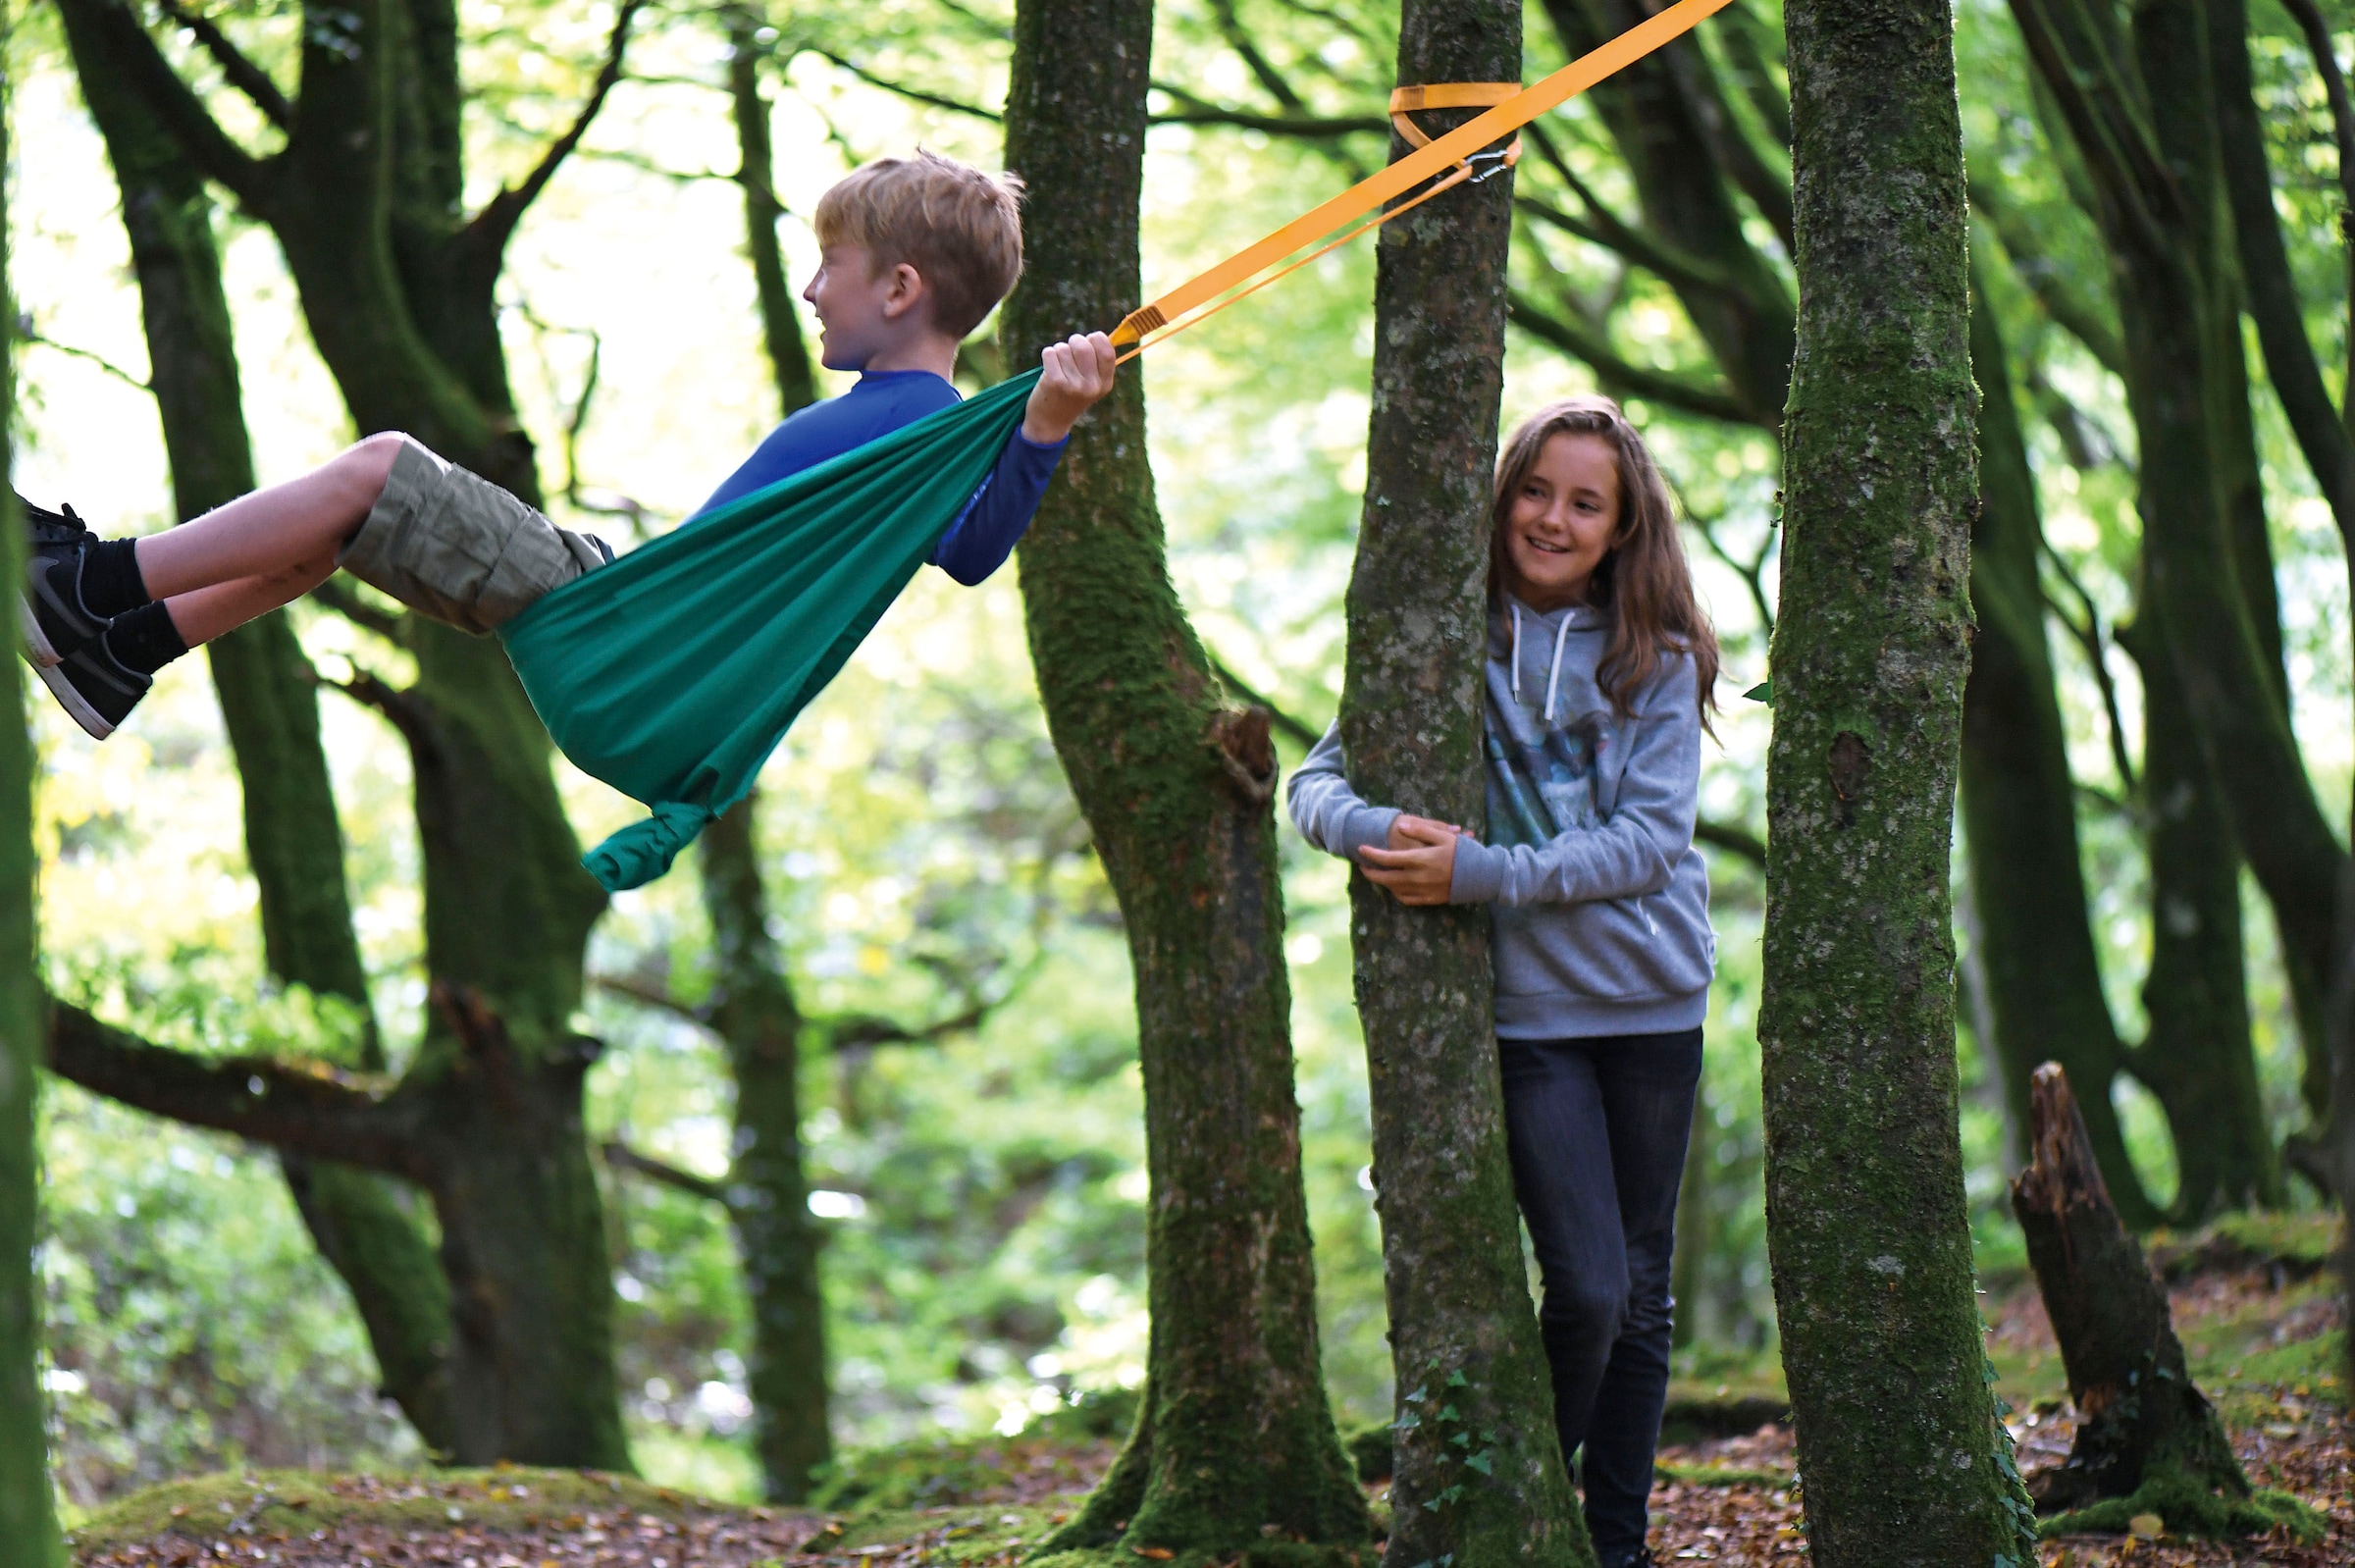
[1543,612,1572,724]
[1509,603,1522,705]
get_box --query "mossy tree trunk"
[53,0,636,1466]
[59,5,460,1453]
[1001,0,1371,1558]
[1340,2,1590,1564]
[2010,1065,2303,1539]
[2011,0,2347,1117]
[0,82,64,1566]
[1758,0,2034,1559]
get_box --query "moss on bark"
[1338,3,1591,1564]
[1001,0,1371,1559]
[1759,0,2034,1559]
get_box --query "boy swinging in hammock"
[19,151,1116,741]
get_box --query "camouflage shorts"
[339,438,611,635]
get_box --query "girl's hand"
[1021,333,1119,444]
[1359,814,1470,906]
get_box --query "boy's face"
[804,243,932,370]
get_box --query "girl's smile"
[1504,431,1622,611]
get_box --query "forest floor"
[63,1223,2354,1568]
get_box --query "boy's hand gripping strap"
[1108,0,1734,360]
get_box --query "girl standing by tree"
[1290,396,1719,1568]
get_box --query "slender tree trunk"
[1002,1,1370,1556]
[699,30,832,1494]
[699,803,829,1501]
[1341,3,1590,1564]
[1758,0,2034,1559]
[60,8,462,1451]
[0,78,63,1564]
[2011,1066,2304,1538]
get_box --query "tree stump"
[2010,1063,2309,1539]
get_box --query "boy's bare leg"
[161,551,341,648]
[133,433,405,603]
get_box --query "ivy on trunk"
[1000,0,1371,1558]
[1758,0,2034,1558]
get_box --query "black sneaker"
[34,636,148,740]
[17,495,100,667]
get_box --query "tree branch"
[1147,79,1386,137]
[591,971,712,1027]
[154,0,293,130]
[19,328,151,392]
[602,1139,730,1205]
[1694,817,1767,868]
[1968,182,2128,380]
[1517,125,1744,301]
[1206,654,1323,748]
[54,0,276,212]
[2040,542,2138,797]
[47,1003,431,1179]
[1506,291,1766,428]
[804,48,1001,121]
[309,578,410,644]
[463,0,650,258]
[822,1002,990,1051]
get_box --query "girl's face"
[1503,432,1622,612]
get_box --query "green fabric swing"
[498,368,1040,893]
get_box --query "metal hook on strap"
[1388,81,1523,183]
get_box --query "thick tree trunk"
[0,98,64,1565]
[1341,3,1589,1564]
[1959,261,2167,1226]
[1758,0,2034,1560]
[1001,1,1370,1557]
[60,11,464,1453]
[699,803,829,1501]
[2010,1065,2303,1538]
[57,0,636,1464]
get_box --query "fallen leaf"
[2127,1511,2164,1538]
[1132,1549,1175,1561]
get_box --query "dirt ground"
[66,1267,2355,1567]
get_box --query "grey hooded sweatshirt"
[1287,596,1715,1039]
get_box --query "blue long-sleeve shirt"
[695,369,1067,586]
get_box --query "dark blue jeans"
[1498,1026,1703,1560]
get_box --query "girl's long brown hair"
[1489,395,1720,731]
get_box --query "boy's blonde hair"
[813,151,1026,339]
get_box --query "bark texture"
[2010,1066,2308,1538]
[59,8,461,1451]
[1758,0,2034,1559]
[1002,0,1371,1557]
[1341,3,1589,1564]
[0,98,64,1565]
[54,0,633,1465]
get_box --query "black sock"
[102,601,187,675]
[78,538,151,618]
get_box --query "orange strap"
[1110,0,1732,360]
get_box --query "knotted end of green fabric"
[584,801,713,892]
